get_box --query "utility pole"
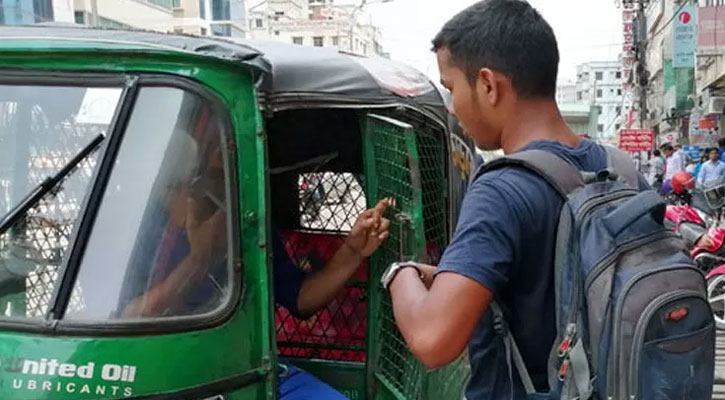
[635,0,648,130]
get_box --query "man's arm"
[295,198,392,318]
[390,268,492,368]
[698,164,708,187]
[387,172,532,369]
[123,202,225,317]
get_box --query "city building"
[556,81,578,105]
[560,103,601,138]
[1,0,246,38]
[247,0,386,57]
[0,0,62,24]
[574,61,624,139]
[629,0,720,148]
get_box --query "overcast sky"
[356,0,623,83]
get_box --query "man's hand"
[345,198,393,257]
[186,198,226,262]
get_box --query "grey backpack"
[481,147,715,399]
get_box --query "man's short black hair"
[661,143,674,151]
[432,0,559,98]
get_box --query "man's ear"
[475,68,499,106]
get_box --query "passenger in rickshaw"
[123,129,392,399]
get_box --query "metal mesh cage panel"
[0,101,101,318]
[276,172,369,362]
[365,114,470,399]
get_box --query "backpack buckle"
[493,311,508,336]
[558,324,577,358]
[581,169,620,184]
[558,359,570,381]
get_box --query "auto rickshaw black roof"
[1,24,449,126]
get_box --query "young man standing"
[697,147,725,187]
[383,1,647,399]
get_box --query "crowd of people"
[647,138,725,194]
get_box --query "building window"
[313,36,324,47]
[275,11,284,16]
[199,0,206,19]
[617,89,622,96]
[616,106,622,114]
[74,11,85,24]
[616,71,622,79]
[201,27,208,35]
[577,92,582,101]
[595,72,603,80]
[33,0,54,22]
[292,36,303,45]
[332,36,340,46]
[211,0,231,21]
[274,31,280,36]
[255,18,263,28]
[615,123,621,131]
[597,89,603,98]
[148,0,181,8]
[598,124,604,133]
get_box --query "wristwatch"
[381,261,424,290]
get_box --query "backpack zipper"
[565,189,638,330]
[573,188,637,222]
[628,290,707,399]
[584,231,679,293]
[608,264,702,398]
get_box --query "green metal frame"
[0,45,274,399]
[0,39,471,400]
[363,114,469,400]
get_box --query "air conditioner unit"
[707,97,725,115]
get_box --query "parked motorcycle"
[667,175,725,329]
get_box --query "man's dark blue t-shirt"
[436,139,648,399]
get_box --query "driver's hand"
[345,198,393,258]
[186,198,226,262]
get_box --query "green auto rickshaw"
[0,25,475,400]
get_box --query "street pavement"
[715,331,725,399]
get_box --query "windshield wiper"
[0,133,106,236]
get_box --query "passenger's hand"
[345,198,393,258]
[187,198,226,262]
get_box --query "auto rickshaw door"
[363,114,469,400]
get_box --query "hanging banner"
[619,129,654,152]
[673,5,698,68]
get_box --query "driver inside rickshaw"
[122,130,392,400]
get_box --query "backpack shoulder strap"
[476,149,584,197]
[603,145,639,189]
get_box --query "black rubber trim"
[125,369,266,400]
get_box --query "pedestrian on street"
[380,1,648,399]
[661,143,684,193]
[698,147,725,188]
[718,137,725,162]
[647,149,664,188]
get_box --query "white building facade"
[575,61,624,139]
[48,0,247,37]
[248,0,386,57]
[556,82,578,105]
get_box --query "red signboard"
[619,129,654,152]
[698,7,725,53]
